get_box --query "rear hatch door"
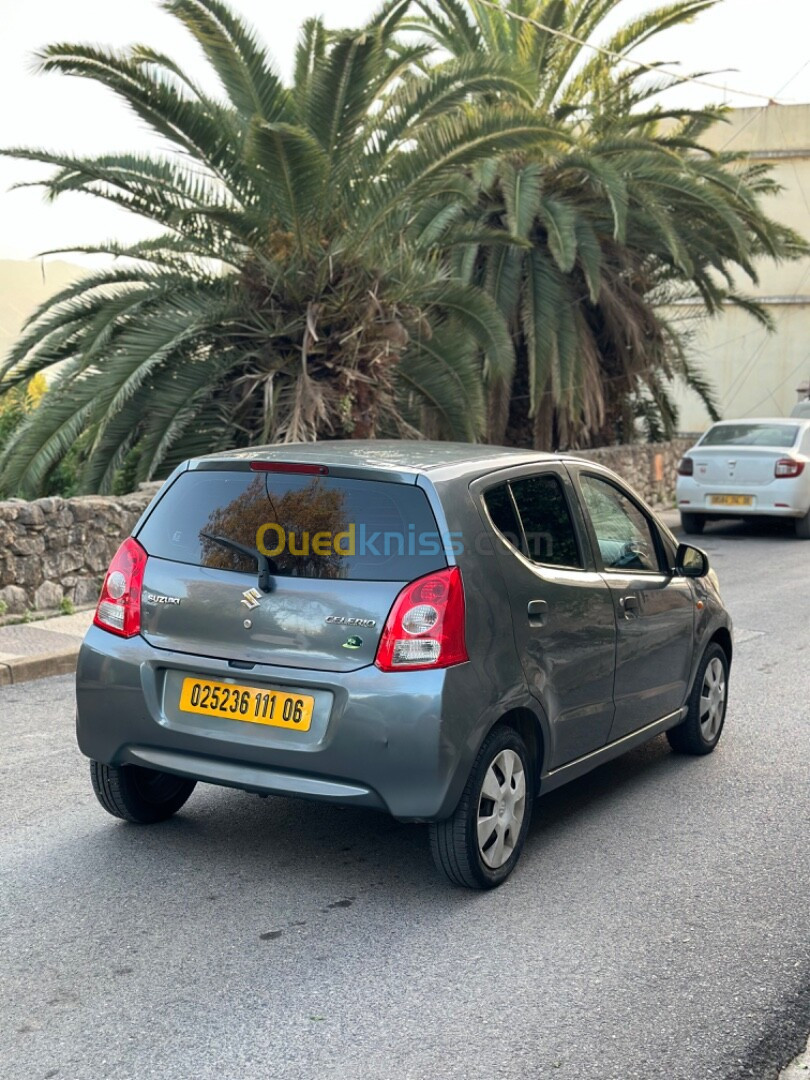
[136,465,447,673]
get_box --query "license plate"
[710,494,754,506]
[179,677,314,731]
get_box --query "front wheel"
[90,761,196,823]
[667,643,729,756]
[429,725,533,889]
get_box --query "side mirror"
[675,542,709,578]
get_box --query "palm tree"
[408,0,805,448]
[0,0,556,495]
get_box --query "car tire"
[429,724,533,890]
[666,643,729,756]
[680,512,705,535]
[795,509,810,539]
[90,761,196,823]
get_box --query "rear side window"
[138,471,447,581]
[700,423,799,448]
[483,484,523,550]
[510,475,582,568]
[485,474,582,568]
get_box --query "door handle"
[527,599,548,625]
[620,594,639,614]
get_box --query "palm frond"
[162,0,289,122]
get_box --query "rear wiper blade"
[201,533,276,593]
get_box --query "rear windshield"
[137,470,447,581]
[699,423,799,448]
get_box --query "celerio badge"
[325,616,376,628]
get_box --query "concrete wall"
[0,444,689,615]
[667,103,810,431]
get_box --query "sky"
[1,0,809,263]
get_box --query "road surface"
[2,517,809,1080]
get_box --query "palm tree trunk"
[532,394,554,451]
[486,379,511,445]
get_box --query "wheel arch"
[496,706,545,795]
[709,626,733,667]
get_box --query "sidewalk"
[782,1035,810,1079]
[0,610,94,687]
[657,508,680,530]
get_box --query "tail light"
[375,567,468,672]
[677,457,694,476]
[94,537,147,637]
[775,458,805,478]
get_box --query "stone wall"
[570,439,692,506]
[0,488,159,616]
[0,441,691,616]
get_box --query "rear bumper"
[676,477,810,517]
[125,745,382,807]
[75,626,479,821]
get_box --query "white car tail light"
[375,567,468,672]
[774,458,805,478]
[94,538,147,637]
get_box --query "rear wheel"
[90,761,196,823]
[680,512,706,535]
[795,509,810,539]
[429,725,533,889]
[667,643,728,756]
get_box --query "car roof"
[190,439,563,479]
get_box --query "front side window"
[509,474,582,569]
[579,475,660,573]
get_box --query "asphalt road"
[2,517,809,1080]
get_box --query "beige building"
[0,259,79,365]
[669,103,810,432]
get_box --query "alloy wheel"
[699,657,726,741]
[477,748,526,869]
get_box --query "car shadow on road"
[683,516,799,541]
[55,732,694,910]
[528,733,680,841]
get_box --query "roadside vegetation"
[0,0,804,496]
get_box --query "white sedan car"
[676,418,810,539]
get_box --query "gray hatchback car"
[77,441,732,888]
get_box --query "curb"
[0,646,80,687]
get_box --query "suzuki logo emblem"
[727,458,737,476]
[241,587,262,610]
